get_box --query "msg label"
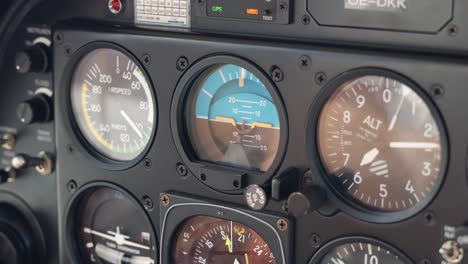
[345,0,407,12]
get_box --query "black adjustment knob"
[16,94,53,125]
[287,186,327,217]
[14,43,50,74]
[0,167,16,184]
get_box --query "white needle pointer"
[360,148,380,166]
[83,227,150,250]
[388,88,410,131]
[120,110,143,139]
[389,142,440,149]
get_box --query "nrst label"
[345,0,407,12]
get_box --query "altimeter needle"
[360,147,380,166]
[388,88,410,131]
[83,227,150,250]
[389,142,440,149]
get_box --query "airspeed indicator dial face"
[317,73,446,213]
[71,48,156,162]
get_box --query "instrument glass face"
[185,64,282,172]
[317,239,410,264]
[173,216,277,264]
[73,187,157,264]
[71,48,156,161]
[317,74,445,212]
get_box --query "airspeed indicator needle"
[121,110,143,139]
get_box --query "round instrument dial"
[317,71,446,213]
[173,216,277,264]
[185,64,283,172]
[311,237,412,264]
[70,186,157,264]
[71,47,156,162]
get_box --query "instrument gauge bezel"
[171,55,289,193]
[159,193,292,264]
[61,42,158,171]
[306,68,449,224]
[64,182,159,264]
[309,236,414,264]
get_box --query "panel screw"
[64,46,73,56]
[54,32,64,45]
[302,15,311,25]
[176,163,188,177]
[270,66,284,82]
[67,144,74,153]
[430,85,444,99]
[276,219,288,231]
[423,211,436,226]
[448,25,459,37]
[67,180,77,194]
[143,158,152,169]
[142,196,154,211]
[143,54,151,65]
[418,258,432,264]
[197,0,205,5]
[279,1,288,12]
[315,72,327,85]
[298,55,312,71]
[177,56,189,71]
[310,234,321,247]
[160,194,170,207]
[303,175,313,186]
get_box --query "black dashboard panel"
[1,0,468,264]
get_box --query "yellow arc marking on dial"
[251,122,273,129]
[81,82,113,150]
[225,235,233,253]
[245,253,250,264]
[216,116,237,127]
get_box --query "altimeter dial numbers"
[317,73,446,213]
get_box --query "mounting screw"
[302,15,311,25]
[160,194,170,207]
[310,234,321,247]
[143,158,152,169]
[418,258,432,264]
[279,1,288,12]
[423,211,436,226]
[54,32,64,45]
[176,163,188,177]
[197,0,205,5]
[276,218,288,231]
[303,175,313,186]
[64,45,73,56]
[298,55,312,71]
[270,66,284,82]
[67,180,77,194]
[315,72,327,86]
[430,85,444,99]
[177,56,189,71]
[200,173,207,181]
[67,144,74,153]
[448,25,459,37]
[142,196,154,211]
[143,54,151,65]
